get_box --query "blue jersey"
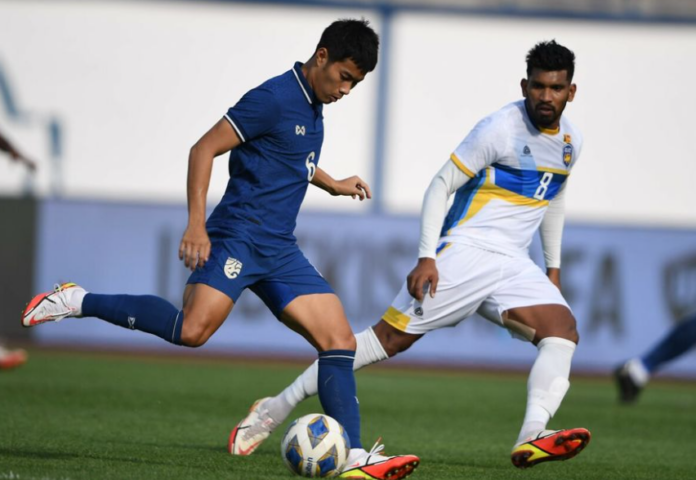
[206,62,324,246]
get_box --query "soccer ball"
[280,413,351,478]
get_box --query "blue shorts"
[186,235,333,318]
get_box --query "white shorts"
[382,242,570,339]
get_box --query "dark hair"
[316,19,379,74]
[526,40,575,81]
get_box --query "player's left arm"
[311,167,371,201]
[540,186,567,291]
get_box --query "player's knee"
[539,315,578,344]
[179,317,211,348]
[564,316,579,344]
[318,329,356,352]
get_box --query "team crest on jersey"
[563,144,573,166]
[224,257,243,279]
[522,145,531,156]
[564,134,572,144]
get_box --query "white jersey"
[440,99,583,258]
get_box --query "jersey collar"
[292,62,317,105]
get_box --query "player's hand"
[179,224,211,271]
[407,257,439,303]
[332,176,372,201]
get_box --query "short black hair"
[526,40,575,81]
[316,19,379,74]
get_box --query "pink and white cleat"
[228,397,280,455]
[22,283,86,327]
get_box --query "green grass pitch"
[1,350,695,479]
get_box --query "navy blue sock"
[317,349,361,450]
[82,293,184,345]
[642,314,696,373]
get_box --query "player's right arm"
[407,116,500,302]
[179,119,242,271]
[407,159,472,302]
[539,186,566,291]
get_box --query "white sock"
[517,336,576,445]
[70,288,87,316]
[347,447,368,464]
[625,358,650,387]
[264,327,389,423]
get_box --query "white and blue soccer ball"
[280,413,351,478]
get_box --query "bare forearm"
[186,144,214,227]
[310,167,336,194]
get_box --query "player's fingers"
[429,274,439,298]
[195,249,204,269]
[188,245,198,271]
[178,242,185,261]
[197,244,210,269]
[406,276,415,298]
[191,246,201,271]
[410,277,425,303]
[354,187,365,201]
[359,181,372,199]
[183,244,192,269]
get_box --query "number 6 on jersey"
[305,152,316,181]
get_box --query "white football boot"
[22,283,86,327]
[228,397,280,455]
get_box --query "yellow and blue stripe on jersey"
[441,160,568,236]
[493,163,566,199]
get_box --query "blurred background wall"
[1,0,695,375]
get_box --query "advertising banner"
[33,199,696,376]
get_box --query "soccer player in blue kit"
[229,40,591,471]
[21,19,419,480]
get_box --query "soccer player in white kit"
[229,40,591,470]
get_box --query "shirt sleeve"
[224,86,280,143]
[450,116,503,178]
[418,159,472,259]
[539,185,567,269]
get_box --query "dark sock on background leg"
[642,314,696,373]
